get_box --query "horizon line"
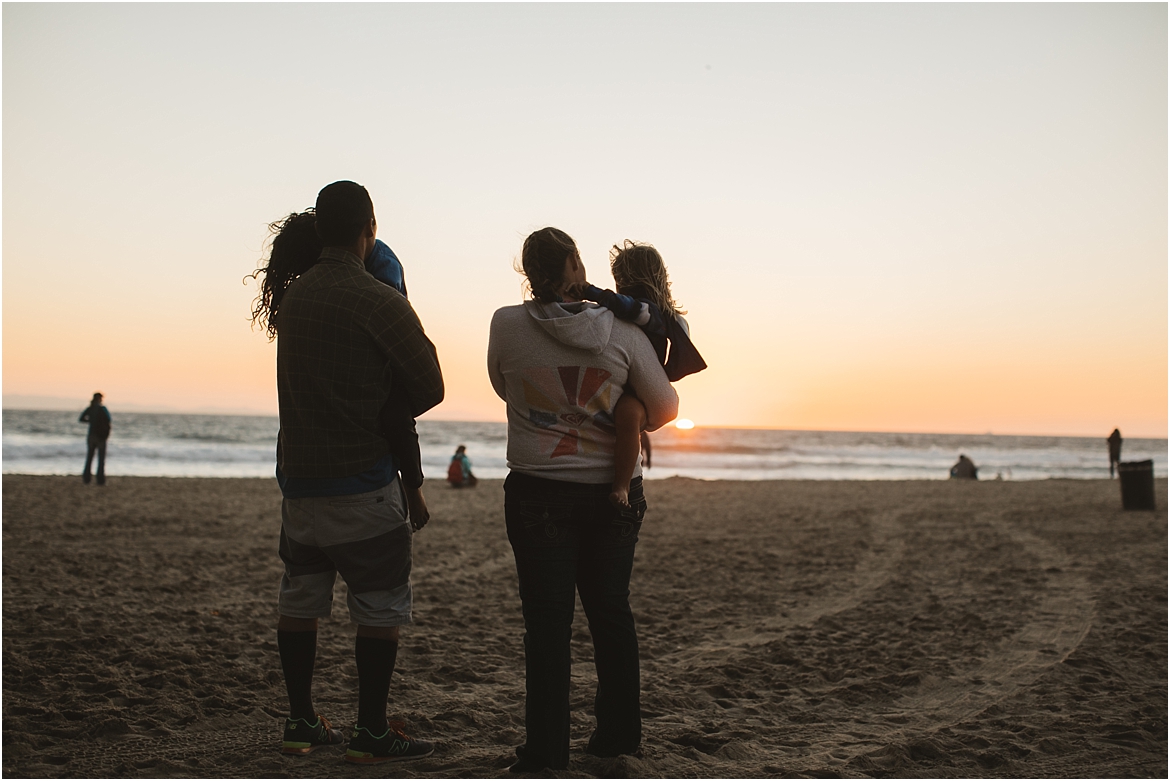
[4,404,1165,442]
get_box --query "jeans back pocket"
[512,501,575,548]
[609,493,646,545]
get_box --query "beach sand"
[2,475,1166,778]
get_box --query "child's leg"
[610,393,647,508]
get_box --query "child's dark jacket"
[580,284,707,382]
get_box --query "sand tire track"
[788,509,1096,774]
[668,508,906,662]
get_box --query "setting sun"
[675,419,695,430]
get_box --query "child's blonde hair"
[609,240,684,318]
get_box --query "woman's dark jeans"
[504,471,646,769]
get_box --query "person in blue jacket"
[79,392,111,485]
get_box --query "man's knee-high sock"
[278,630,317,721]
[355,636,399,733]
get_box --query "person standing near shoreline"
[1107,428,1122,478]
[487,227,678,772]
[252,181,444,763]
[78,392,111,485]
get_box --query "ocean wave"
[4,410,1165,481]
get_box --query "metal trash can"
[1118,460,1156,510]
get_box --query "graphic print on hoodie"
[521,365,619,459]
[488,298,678,482]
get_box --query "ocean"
[3,409,1165,482]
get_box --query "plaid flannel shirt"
[276,248,444,478]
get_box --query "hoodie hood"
[524,300,614,355]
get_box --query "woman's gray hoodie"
[487,299,678,484]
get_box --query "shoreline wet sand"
[3,475,1166,778]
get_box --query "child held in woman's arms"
[571,240,707,509]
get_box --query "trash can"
[1118,460,1156,510]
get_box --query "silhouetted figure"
[950,454,978,480]
[488,227,679,772]
[447,445,477,488]
[249,211,428,526]
[1107,429,1122,478]
[252,181,443,763]
[79,392,111,485]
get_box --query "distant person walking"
[250,181,444,764]
[79,392,111,485]
[950,454,978,480]
[1107,429,1123,478]
[488,227,678,772]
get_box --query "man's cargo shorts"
[277,480,413,627]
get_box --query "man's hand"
[406,485,430,532]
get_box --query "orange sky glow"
[4,4,1166,438]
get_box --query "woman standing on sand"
[486,227,678,772]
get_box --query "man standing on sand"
[1107,429,1122,478]
[79,392,111,485]
[271,181,444,763]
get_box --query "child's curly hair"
[609,240,683,318]
[246,210,322,340]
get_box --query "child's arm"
[578,284,651,326]
[378,387,430,531]
[379,388,424,490]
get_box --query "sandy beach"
[2,474,1165,778]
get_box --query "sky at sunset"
[3,3,1166,437]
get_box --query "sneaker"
[281,714,344,755]
[345,720,435,764]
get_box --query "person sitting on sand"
[950,454,978,480]
[250,181,444,764]
[573,240,705,509]
[78,392,111,486]
[447,444,478,488]
[488,227,678,772]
